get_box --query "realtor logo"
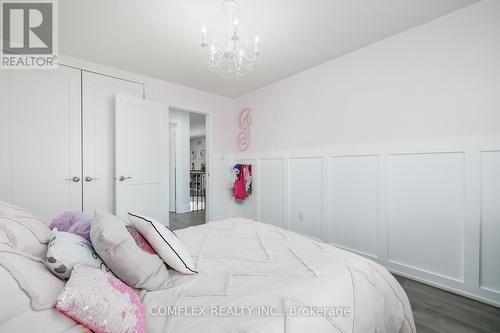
[1,0,58,68]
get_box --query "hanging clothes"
[233,164,252,201]
[242,164,252,195]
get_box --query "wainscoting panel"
[480,151,500,293]
[388,152,465,281]
[330,155,379,257]
[259,159,285,228]
[289,158,323,240]
[209,157,234,220]
[232,136,500,307]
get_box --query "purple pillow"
[50,211,92,242]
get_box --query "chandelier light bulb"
[254,36,260,53]
[238,49,244,64]
[201,27,207,46]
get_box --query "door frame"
[168,122,177,213]
[168,105,211,223]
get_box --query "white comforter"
[143,218,416,333]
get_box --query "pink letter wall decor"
[237,108,252,152]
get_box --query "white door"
[115,95,169,224]
[82,72,143,214]
[0,67,82,220]
[169,123,176,212]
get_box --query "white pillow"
[0,253,88,333]
[128,213,197,275]
[0,202,88,332]
[0,201,52,257]
[90,212,170,290]
[45,229,111,280]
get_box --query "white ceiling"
[59,0,480,97]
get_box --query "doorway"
[169,108,208,230]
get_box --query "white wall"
[190,136,206,170]
[150,80,233,156]
[150,79,235,220]
[232,0,500,306]
[235,0,500,152]
[190,113,206,138]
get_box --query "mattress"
[143,218,416,333]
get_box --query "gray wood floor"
[394,275,500,333]
[169,211,205,231]
[170,216,500,332]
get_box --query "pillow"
[90,212,170,290]
[126,225,156,254]
[128,213,197,274]
[0,221,48,258]
[50,211,92,242]
[0,251,89,333]
[0,201,51,257]
[57,264,145,333]
[0,202,89,332]
[0,200,50,227]
[45,229,112,280]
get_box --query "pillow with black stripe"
[128,213,197,275]
[91,212,170,290]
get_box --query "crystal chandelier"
[200,0,261,78]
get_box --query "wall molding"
[233,135,500,307]
[209,155,234,221]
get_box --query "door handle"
[65,176,81,182]
[84,176,99,182]
[117,176,132,182]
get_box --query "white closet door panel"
[82,72,143,214]
[0,67,81,220]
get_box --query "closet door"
[82,72,143,214]
[0,67,82,220]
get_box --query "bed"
[0,201,415,333]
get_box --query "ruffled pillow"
[50,211,92,242]
[57,265,145,333]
